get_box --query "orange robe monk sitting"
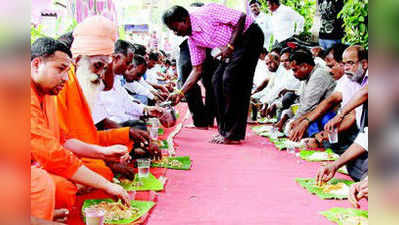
[31,166,56,220]
[31,36,131,213]
[55,15,135,182]
[56,68,133,181]
[31,82,81,210]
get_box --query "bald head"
[343,45,368,82]
[265,53,280,72]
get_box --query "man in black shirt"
[318,0,345,49]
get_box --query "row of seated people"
[30,16,180,224]
[250,41,368,207]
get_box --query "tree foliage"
[31,17,77,44]
[258,0,368,47]
[338,0,368,49]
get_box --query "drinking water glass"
[150,127,158,141]
[85,208,105,225]
[328,128,339,144]
[287,143,296,154]
[137,158,151,178]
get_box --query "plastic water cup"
[287,147,296,154]
[287,143,296,154]
[85,208,105,225]
[148,118,159,130]
[271,127,278,139]
[137,158,151,178]
[328,128,339,144]
[150,127,158,141]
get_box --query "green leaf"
[151,156,192,170]
[320,207,368,225]
[120,173,164,191]
[251,125,273,134]
[296,178,355,200]
[299,149,339,162]
[359,23,366,34]
[159,140,169,149]
[82,199,155,224]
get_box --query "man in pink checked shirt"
[163,3,264,145]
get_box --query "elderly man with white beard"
[56,16,161,182]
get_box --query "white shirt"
[253,72,276,100]
[261,66,301,104]
[253,58,271,87]
[92,96,108,124]
[124,80,155,100]
[270,4,305,42]
[97,76,145,123]
[139,77,157,92]
[355,128,368,151]
[254,12,273,50]
[334,72,368,128]
[146,64,162,84]
[279,67,301,92]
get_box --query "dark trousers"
[212,23,264,140]
[277,92,298,120]
[281,92,298,109]
[323,124,360,155]
[347,154,368,182]
[179,40,219,127]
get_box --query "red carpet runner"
[145,105,368,225]
[68,103,367,224]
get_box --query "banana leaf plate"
[296,178,354,199]
[151,156,192,170]
[82,199,155,225]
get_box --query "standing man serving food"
[163,3,264,144]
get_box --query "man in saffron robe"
[31,37,130,215]
[56,16,161,182]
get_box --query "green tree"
[31,24,46,44]
[338,0,368,49]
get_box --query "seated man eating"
[31,37,130,215]
[56,16,161,181]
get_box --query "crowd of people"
[30,0,367,224]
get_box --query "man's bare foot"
[185,124,208,130]
[209,135,241,145]
[211,133,223,139]
[53,209,69,223]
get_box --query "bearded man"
[31,37,130,218]
[56,16,160,182]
